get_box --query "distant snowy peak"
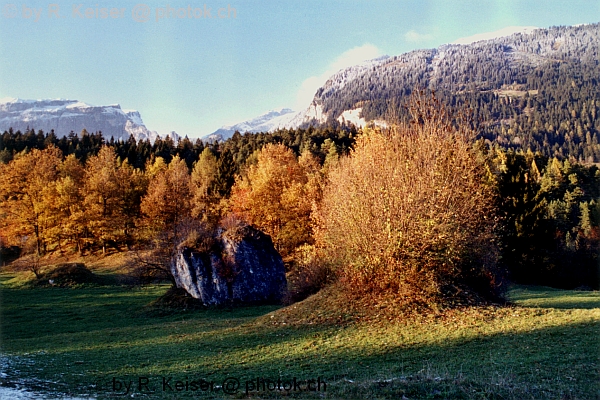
[0,98,171,143]
[205,108,298,141]
[232,108,296,132]
[205,57,395,142]
[309,23,599,126]
[124,109,145,126]
[206,24,597,143]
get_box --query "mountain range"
[206,23,599,145]
[1,23,598,150]
[0,98,179,143]
[204,55,391,142]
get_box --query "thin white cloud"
[404,30,434,43]
[452,26,538,45]
[294,44,382,110]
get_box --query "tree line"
[0,126,353,256]
[0,117,598,291]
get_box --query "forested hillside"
[312,24,600,162]
[1,120,598,290]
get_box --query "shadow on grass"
[2,283,599,399]
[0,284,283,340]
[9,318,596,399]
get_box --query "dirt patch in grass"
[2,251,136,275]
[26,262,134,288]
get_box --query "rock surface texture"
[171,224,287,305]
[0,98,181,142]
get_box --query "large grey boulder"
[171,224,287,305]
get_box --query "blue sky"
[0,0,598,138]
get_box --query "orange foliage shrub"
[316,95,501,306]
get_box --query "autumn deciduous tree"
[115,159,148,248]
[53,154,86,253]
[137,155,192,283]
[83,146,147,253]
[191,148,219,222]
[229,144,322,257]
[0,146,62,256]
[316,94,500,306]
[83,146,121,253]
[141,155,191,236]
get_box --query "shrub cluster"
[316,95,502,307]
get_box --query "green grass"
[1,271,599,399]
[508,285,600,309]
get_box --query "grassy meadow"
[0,258,599,399]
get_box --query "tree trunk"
[34,223,41,256]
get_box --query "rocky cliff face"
[171,224,287,306]
[0,98,168,142]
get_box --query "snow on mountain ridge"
[206,25,597,143]
[125,110,145,126]
[452,26,539,45]
[204,108,300,142]
[317,56,391,102]
[204,55,392,141]
[230,108,295,130]
[0,98,176,143]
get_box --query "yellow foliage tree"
[229,144,322,257]
[136,155,192,283]
[115,159,148,247]
[52,154,86,253]
[0,146,62,255]
[141,155,191,237]
[190,148,219,222]
[83,146,146,253]
[83,146,121,253]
